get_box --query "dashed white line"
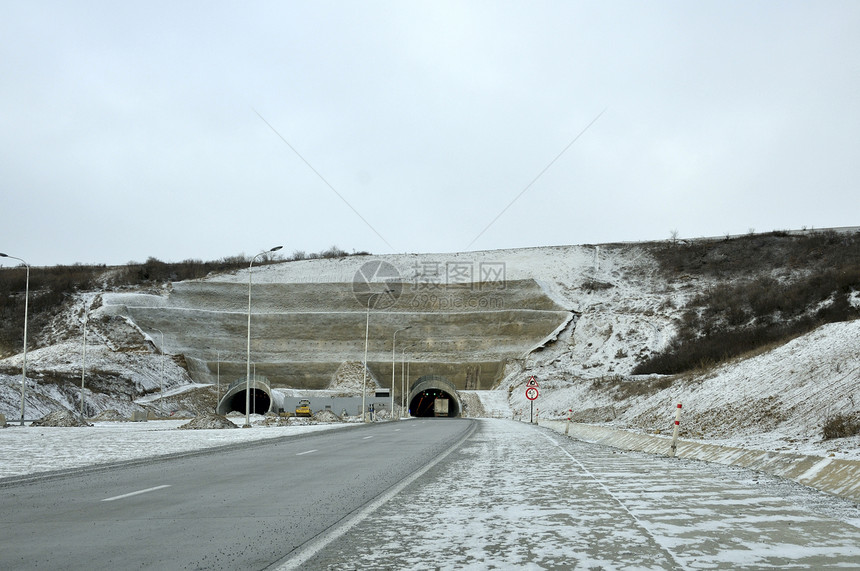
[296,449,318,456]
[362,436,373,440]
[101,485,171,502]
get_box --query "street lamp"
[153,328,165,399]
[216,350,221,413]
[392,327,411,417]
[245,246,283,428]
[362,289,393,423]
[401,343,416,418]
[80,311,88,417]
[0,253,30,425]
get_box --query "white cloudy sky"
[2,1,858,267]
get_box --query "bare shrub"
[320,245,348,259]
[636,230,860,375]
[822,413,860,440]
[589,375,674,401]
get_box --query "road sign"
[526,376,538,388]
[525,387,539,400]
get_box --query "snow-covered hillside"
[502,320,860,460]
[1,237,858,461]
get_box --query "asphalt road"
[0,418,475,570]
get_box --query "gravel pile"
[313,409,342,422]
[257,415,291,427]
[178,413,237,429]
[90,409,127,421]
[31,410,92,427]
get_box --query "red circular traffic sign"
[525,387,539,400]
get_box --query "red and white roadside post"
[565,408,572,435]
[669,403,682,457]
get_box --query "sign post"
[525,377,539,423]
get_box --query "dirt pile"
[373,408,392,421]
[313,409,341,422]
[31,410,92,427]
[90,409,127,421]
[257,415,292,427]
[328,361,379,395]
[178,413,237,429]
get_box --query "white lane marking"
[362,436,373,440]
[102,485,171,502]
[296,449,318,456]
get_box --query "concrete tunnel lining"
[408,375,461,417]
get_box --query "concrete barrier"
[541,420,860,503]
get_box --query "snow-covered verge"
[297,419,860,569]
[0,417,354,480]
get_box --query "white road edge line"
[296,449,318,456]
[102,485,171,502]
[539,432,689,571]
[278,422,477,570]
[362,436,373,440]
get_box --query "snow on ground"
[301,419,860,569]
[0,418,354,479]
[1,242,857,476]
[461,389,511,418]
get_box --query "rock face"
[102,255,572,392]
[31,410,92,427]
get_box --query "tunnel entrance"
[410,389,459,417]
[225,388,271,415]
[407,375,461,417]
[216,377,280,416]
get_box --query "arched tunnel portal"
[408,375,461,417]
[216,377,282,416]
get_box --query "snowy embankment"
[502,320,860,461]
[0,418,354,480]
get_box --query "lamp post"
[362,289,392,423]
[392,327,411,417]
[0,253,30,425]
[153,328,165,399]
[406,355,412,415]
[401,347,406,417]
[245,246,283,428]
[80,311,88,417]
[401,343,416,418]
[216,350,221,413]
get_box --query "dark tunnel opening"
[409,389,459,417]
[226,388,271,415]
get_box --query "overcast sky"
[2,1,858,267]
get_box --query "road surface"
[4,418,859,569]
[0,419,474,570]
[296,419,860,569]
